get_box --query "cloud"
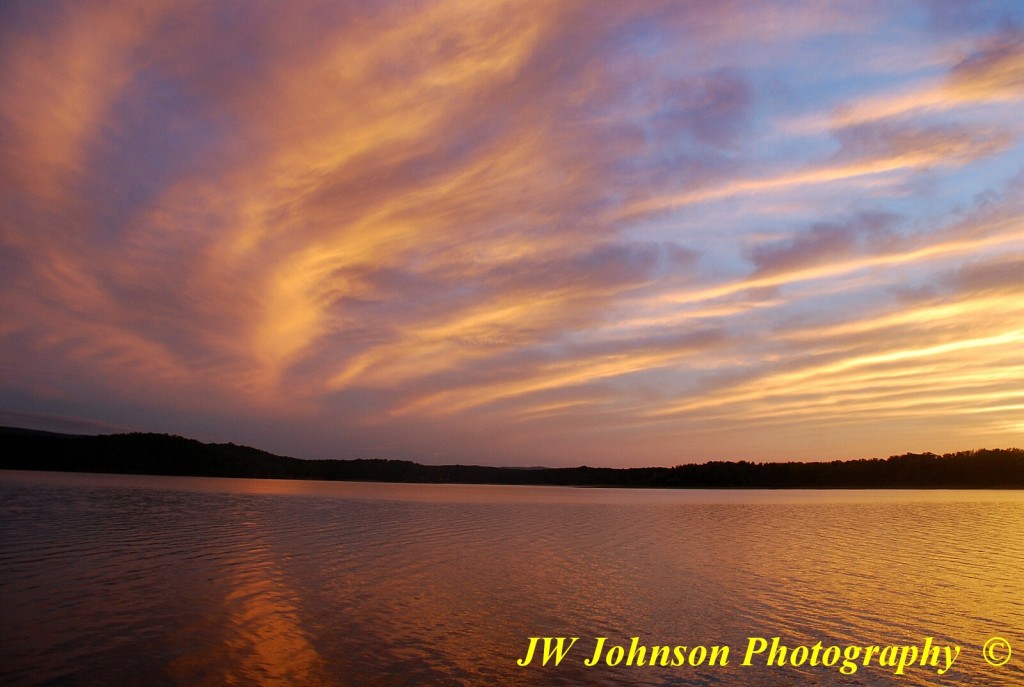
[831,121,1012,168]
[744,213,896,275]
[640,68,753,151]
[943,255,1024,296]
[308,240,698,397]
[2,1,1023,465]
[947,27,1024,100]
[389,326,728,418]
[800,27,1024,132]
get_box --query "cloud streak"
[2,1,1023,465]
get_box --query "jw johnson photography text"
[516,635,966,677]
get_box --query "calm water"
[1,471,1022,687]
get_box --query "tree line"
[2,427,1022,488]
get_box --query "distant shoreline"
[2,426,1022,489]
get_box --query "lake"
[1,470,1022,686]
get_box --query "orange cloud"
[2,1,1022,465]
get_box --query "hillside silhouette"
[2,427,1022,488]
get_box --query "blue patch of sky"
[923,0,1024,34]
[79,67,239,243]
[606,4,1020,290]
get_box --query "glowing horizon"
[2,1,1022,467]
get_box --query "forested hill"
[2,427,1022,488]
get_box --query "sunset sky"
[2,1,1023,467]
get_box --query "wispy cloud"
[2,1,1022,465]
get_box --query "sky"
[2,0,1023,467]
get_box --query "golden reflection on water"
[166,537,331,687]
[169,552,325,683]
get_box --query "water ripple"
[2,472,1022,687]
